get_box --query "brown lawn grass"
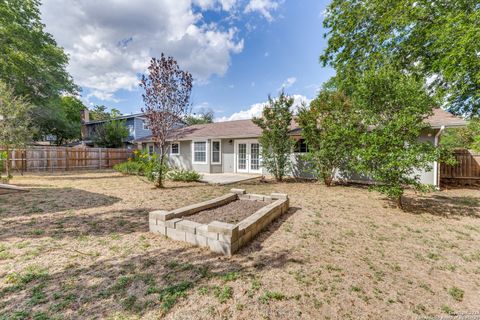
[0,171,479,319]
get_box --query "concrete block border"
[149,189,289,256]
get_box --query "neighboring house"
[81,110,151,148]
[134,108,466,188]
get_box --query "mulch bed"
[186,199,268,224]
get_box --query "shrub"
[113,161,145,175]
[167,169,201,182]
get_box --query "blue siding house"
[81,111,151,148]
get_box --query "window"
[148,145,154,156]
[294,139,308,153]
[170,142,180,155]
[143,120,149,130]
[211,140,221,164]
[193,141,207,163]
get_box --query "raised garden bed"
[149,189,289,256]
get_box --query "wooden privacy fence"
[441,149,480,185]
[1,146,134,172]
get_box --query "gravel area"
[186,199,268,224]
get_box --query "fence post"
[65,147,69,171]
[99,148,102,169]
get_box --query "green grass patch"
[157,281,192,312]
[213,285,233,303]
[448,287,464,302]
[259,291,286,304]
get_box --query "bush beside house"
[114,149,201,182]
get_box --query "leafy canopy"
[0,81,34,179]
[321,0,480,117]
[89,105,122,121]
[185,109,214,125]
[297,83,360,185]
[350,67,439,209]
[92,120,129,148]
[34,96,86,145]
[252,91,295,182]
[0,0,77,136]
[441,118,480,152]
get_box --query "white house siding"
[169,141,193,170]
[163,129,438,187]
[221,139,235,173]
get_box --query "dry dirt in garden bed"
[186,199,268,224]
[0,170,479,320]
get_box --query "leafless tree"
[140,54,193,187]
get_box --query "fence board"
[441,149,480,185]
[1,146,133,172]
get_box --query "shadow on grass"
[0,187,121,217]
[0,243,294,319]
[403,195,480,218]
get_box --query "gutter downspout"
[433,125,445,189]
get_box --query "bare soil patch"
[0,171,479,319]
[186,199,268,224]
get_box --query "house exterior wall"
[85,116,148,142]
[222,139,235,173]
[125,118,135,140]
[153,128,438,187]
[169,141,193,170]
[133,118,151,140]
[192,139,210,173]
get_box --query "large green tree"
[34,96,86,145]
[297,84,360,186]
[321,0,480,117]
[441,118,480,152]
[0,81,33,180]
[253,91,295,182]
[92,120,129,148]
[89,105,122,121]
[0,0,76,136]
[185,109,214,125]
[351,67,439,209]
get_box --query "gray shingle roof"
[134,108,466,142]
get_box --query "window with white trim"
[193,141,207,163]
[211,140,221,164]
[143,120,149,130]
[148,145,154,156]
[171,142,180,155]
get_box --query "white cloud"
[244,0,281,21]
[280,77,297,89]
[217,94,311,121]
[193,0,237,11]
[40,0,244,101]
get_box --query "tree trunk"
[5,147,10,182]
[156,153,165,188]
[397,195,404,210]
[324,174,333,187]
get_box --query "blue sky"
[41,0,334,120]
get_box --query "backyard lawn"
[0,171,479,319]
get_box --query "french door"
[235,140,262,174]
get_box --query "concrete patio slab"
[200,173,261,185]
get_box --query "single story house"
[134,108,466,187]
